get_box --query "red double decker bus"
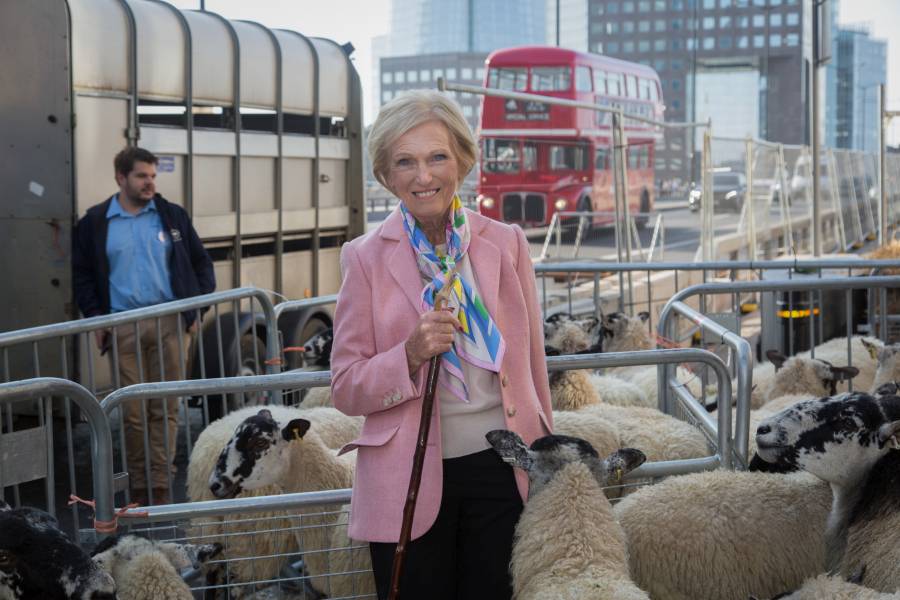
[476,46,664,230]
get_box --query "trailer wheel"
[226,333,268,411]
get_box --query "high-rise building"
[831,26,887,153]
[548,0,590,51]
[588,0,812,184]
[388,0,546,55]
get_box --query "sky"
[163,0,899,141]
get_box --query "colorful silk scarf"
[400,195,506,402]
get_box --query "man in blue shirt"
[73,147,215,506]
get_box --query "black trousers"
[369,448,524,600]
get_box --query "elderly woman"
[331,90,552,600]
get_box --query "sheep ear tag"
[282,418,311,442]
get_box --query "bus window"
[531,66,571,92]
[483,139,521,173]
[639,78,651,100]
[595,146,610,170]
[606,72,623,96]
[550,143,590,171]
[592,69,607,94]
[576,66,593,92]
[523,142,538,171]
[488,67,528,91]
[626,75,637,98]
[627,147,638,170]
[650,82,659,102]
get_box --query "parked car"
[688,172,747,213]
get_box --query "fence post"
[776,144,794,253]
[745,137,757,260]
[701,129,713,260]
[879,84,887,245]
[612,112,634,309]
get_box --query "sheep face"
[766,350,860,396]
[302,328,333,367]
[543,313,603,353]
[486,430,645,498]
[601,311,652,353]
[545,320,590,355]
[92,534,222,575]
[0,510,117,600]
[755,392,900,487]
[209,409,311,498]
[865,340,900,387]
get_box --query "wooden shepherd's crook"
[388,280,456,600]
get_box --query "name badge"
[170,228,183,242]
[158,230,167,243]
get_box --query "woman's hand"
[404,310,460,375]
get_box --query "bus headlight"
[479,196,495,210]
[725,191,737,199]
[554,198,568,211]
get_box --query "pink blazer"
[331,207,553,543]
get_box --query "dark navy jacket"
[72,194,215,327]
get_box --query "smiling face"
[755,392,900,486]
[386,120,460,230]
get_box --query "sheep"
[90,534,221,600]
[614,469,833,600]
[187,406,356,596]
[864,339,900,391]
[0,503,117,599]
[749,337,880,409]
[754,572,900,600]
[486,430,648,599]
[747,350,860,409]
[580,403,711,464]
[550,410,622,459]
[755,391,900,592]
[204,408,355,597]
[544,318,648,409]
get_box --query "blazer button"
[501,375,509,388]
[506,405,517,417]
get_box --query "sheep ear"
[766,350,787,370]
[637,311,650,323]
[598,448,646,486]
[877,420,900,449]
[281,418,311,442]
[257,408,274,420]
[486,430,533,471]
[861,338,882,361]
[832,366,859,382]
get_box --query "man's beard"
[126,187,154,205]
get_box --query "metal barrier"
[658,275,900,464]
[0,288,279,514]
[0,378,115,541]
[547,350,732,474]
[540,210,666,264]
[533,258,900,333]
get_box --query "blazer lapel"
[467,214,501,319]
[382,209,426,315]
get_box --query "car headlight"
[725,190,737,199]
[479,196,495,210]
[554,198,568,211]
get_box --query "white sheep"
[300,386,334,408]
[755,391,900,592]
[550,410,622,459]
[754,573,900,600]
[187,406,355,596]
[545,318,649,409]
[206,409,355,597]
[90,535,221,600]
[749,337,880,409]
[0,503,117,599]
[486,430,649,599]
[614,470,833,600]
[581,403,711,464]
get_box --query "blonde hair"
[368,89,477,189]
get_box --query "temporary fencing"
[0,288,279,520]
[658,275,900,464]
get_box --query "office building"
[831,26,887,153]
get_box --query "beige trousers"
[112,315,188,491]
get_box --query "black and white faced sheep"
[301,327,333,369]
[206,408,355,596]
[0,504,117,600]
[755,391,900,591]
[601,311,652,353]
[486,430,648,599]
[90,535,221,600]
